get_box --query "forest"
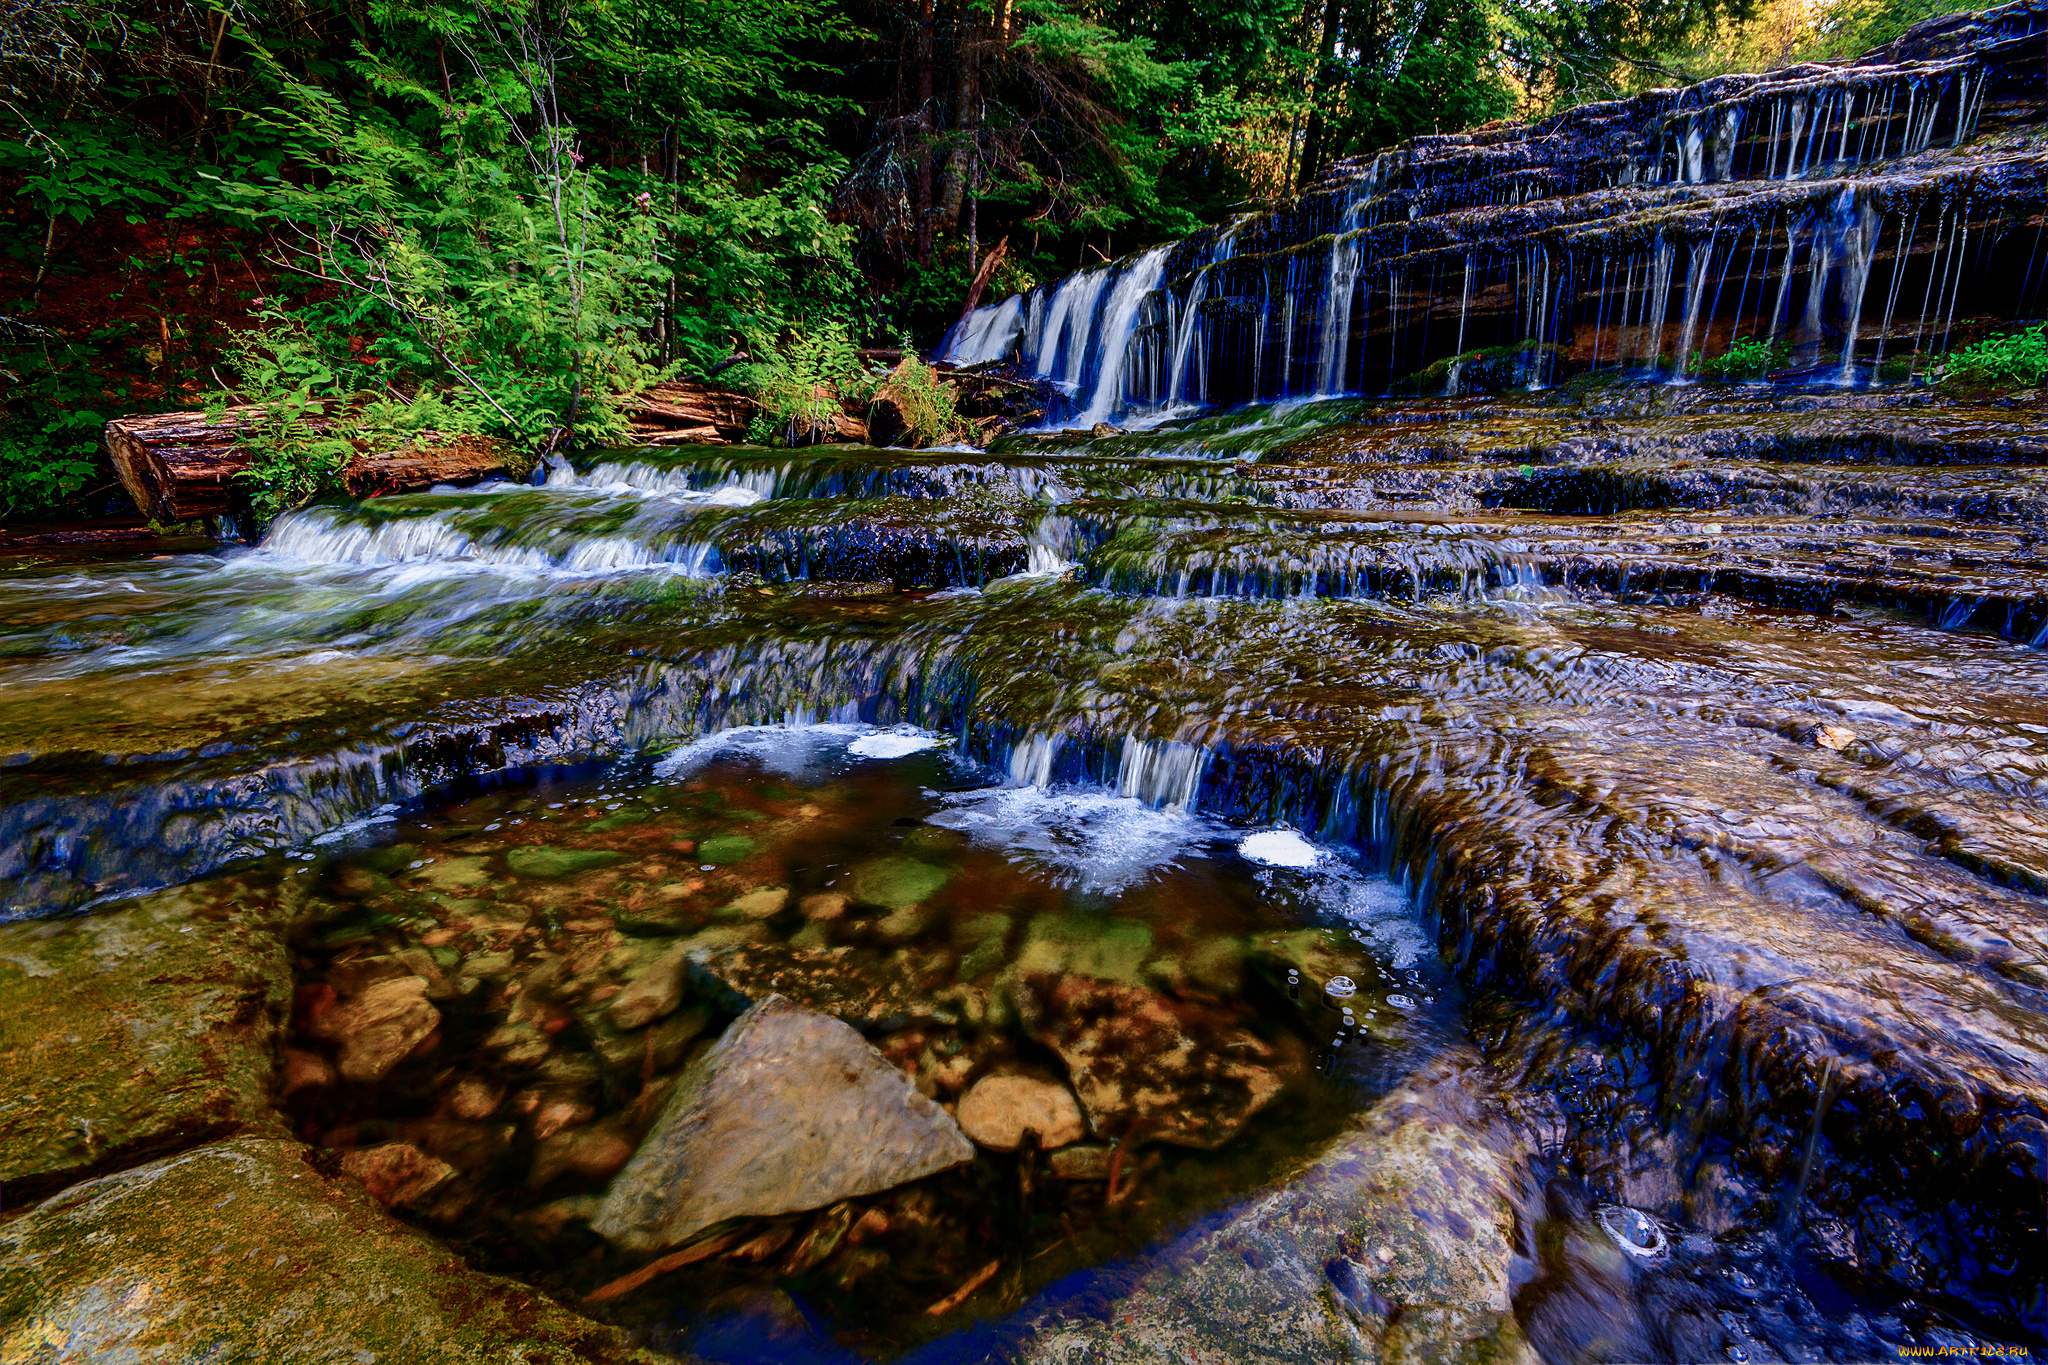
[0,0,1988,521]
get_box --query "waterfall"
[934,0,2047,408]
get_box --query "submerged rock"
[1033,979,1299,1148]
[0,1138,658,1362]
[0,879,292,1197]
[1011,1052,1537,1364]
[305,974,440,1083]
[956,1075,1086,1152]
[592,994,973,1253]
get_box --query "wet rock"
[801,892,850,921]
[306,975,440,1083]
[722,886,790,920]
[1048,1143,1114,1180]
[447,1075,503,1120]
[956,1075,1086,1152]
[686,939,958,1030]
[506,846,625,879]
[695,834,757,864]
[280,1047,337,1095]
[339,1141,457,1210]
[1033,979,1298,1148]
[483,1020,552,1068]
[531,1114,639,1188]
[1011,1053,1537,1365]
[0,1138,657,1362]
[608,942,690,1029]
[593,1004,713,1075]
[592,994,973,1253]
[844,856,951,911]
[0,879,291,1197]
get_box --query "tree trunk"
[105,408,518,525]
[623,380,759,444]
[915,0,937,262]
[960,235,1010,318]
[1299,0,1348,187]
[937,14,978,230]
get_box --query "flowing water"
[8,380,2048,1357]
[12,5,2048,1359]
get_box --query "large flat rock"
[1011,1051,1538,1365]
[0,877,294,1198]
[593,993,974,1253]
[0,1137,659,1363]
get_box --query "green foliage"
[746,327,872,445]
[1689,335,1790,381]
[1938,324,2048,392]
[875,356,964,448]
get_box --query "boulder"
[305,975,440,1083]
[956,1075,1086,1152]
[0,878,292,1198]
[0,1138,658,1363]
[592,994,973,1253]
[1011,1052,1540,1365]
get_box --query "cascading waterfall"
[943,1,2048,406]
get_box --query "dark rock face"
[591,994,974,1252]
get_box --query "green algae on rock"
[0,1138,662,1364]
[0,878,295,1199]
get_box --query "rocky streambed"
[4,376,2047,1361]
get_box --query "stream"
[8,2,2048,1357]
[6,388,2048,1359]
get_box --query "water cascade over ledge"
[946,0,2048,426]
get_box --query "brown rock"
[447,1076,503,1121]
[1035,980,1297,1148]
[306,976,440,1083]
[800,892,849,921]
[956,1075,1087,1152]
[280,1047,336,1095]
[608,944,689,1030]
[339,1141,457,1209]
[530,1115,638,1188]
[1048,1144,1114,1180]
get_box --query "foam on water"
[1238,829,1321,867]
[928,785,1219,892]
[847,729,949,759]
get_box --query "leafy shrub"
[1939,323,2048,391]
[747,327,873,445]
[870,356,963,448]
[1689,336,1789,381]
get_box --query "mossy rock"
[0,879,294,1197]
[587,808,652,832]
[505,847,626,879]
[844,857,953,911]
[1009,914,1153,985]
[415,856,492,892]
[0,1138,660,1363]
[694,834,758,865]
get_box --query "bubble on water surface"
[1238,829,1321,867]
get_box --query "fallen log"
[104,405,518,524]
[623,379,757,444]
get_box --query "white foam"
[1238,829,1321,868]
[848,730,948,759]
[929,785,1216,892]
[653,722,954,781]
